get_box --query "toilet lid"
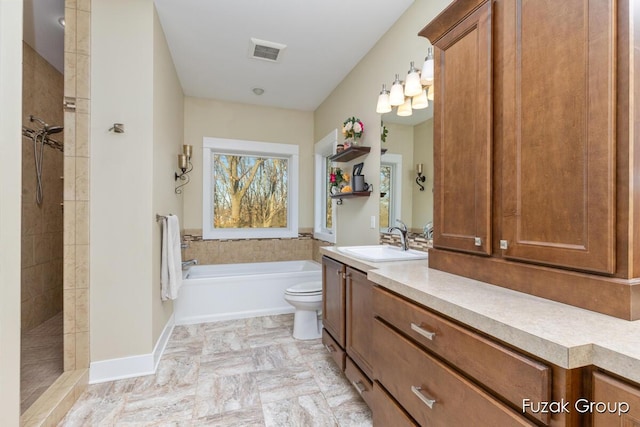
[286,281,322,294]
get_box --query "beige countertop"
[320,246,640,384]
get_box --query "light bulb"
[421,47,435,86]
[427,84,434,101]
[376,84,392,114]
[412,89,429,110]
[404,61,422,97]
[397,97,413,117]
[389,74,405,106]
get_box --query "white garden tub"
[174,260,322,325]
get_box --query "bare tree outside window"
[380,165,392,228]
[213,154,288,229]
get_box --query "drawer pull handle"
[411,386,436,409]
[411,323,436,340]
[351,380,367,395]
[324,344,335,353]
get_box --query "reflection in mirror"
[380,106,433,238]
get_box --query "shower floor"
[21,312,64,414]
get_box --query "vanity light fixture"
[416,163,426,191]
[404,61,422,97]
[412,89,429,110]
[421,47,435,86]
[397,97,413,117]
[389,74,405,106]
[175,144,193,194]
[376,84,392,114]
[376,46,435,118]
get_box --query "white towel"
[161,214,182,300]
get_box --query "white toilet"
[284,281,323,340]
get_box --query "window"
[314,130,337,243]
[203,137,299,239]
[380,153,402,231]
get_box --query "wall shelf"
[330,191,371,205]
[329,146,371,162]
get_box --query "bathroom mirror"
[379,106,434,235]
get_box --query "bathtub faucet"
[182,259,198,269]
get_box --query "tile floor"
[21,312,64,413]
[58,314,372,426]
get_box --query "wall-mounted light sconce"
[416,163,426,191]
[175,144,193,194]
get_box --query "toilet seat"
[285,281,322,295]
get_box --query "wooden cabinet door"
[345,267,373,379]
[593,371,640,426]
[432,2,493,255]
[498,0,616,273]
[322,256,346,347]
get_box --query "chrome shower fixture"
[26,115,64,205]
[30,115,63,134]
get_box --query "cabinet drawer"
[373,286,550,423]
[373,318,535,427]
[345,357,373,408]
[322,329,345,371]
[372,381,418,427]
[592,372,640,426]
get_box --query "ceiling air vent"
[250,38,286,63]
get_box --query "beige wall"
[152,7,184,343]
[91,0,185,362]
[314,0,451,245]
[413,118,434,228]
[0,0,23,424]
[21,42,64,331]
[182,97,315,230]
[91,0,155,361]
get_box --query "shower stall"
[20,41,65,413]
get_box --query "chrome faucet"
[388,219,409,251]
[181,259,198,269]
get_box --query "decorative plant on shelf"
[381,121,389,143]
[329,167,350,194]
[342,117,364,147]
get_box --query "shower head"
[46,126,63,135]
[30,116,63,135]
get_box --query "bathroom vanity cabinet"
[321,256,375,405]
[372,286,583,426]
[421,0,640,320]
[320,246,640,426]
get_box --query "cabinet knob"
[324,344,335,353]
[474,237,482,246]
[500,240,508,250]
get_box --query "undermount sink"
[337,245,428,262]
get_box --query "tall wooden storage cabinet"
[422,0,640,320]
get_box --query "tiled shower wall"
[21,42,64,331]
[183,230,333,265]
[20,0,92,424]
[62,0,91,374]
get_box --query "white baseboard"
[89,314,175,384]
[175,306,294,325]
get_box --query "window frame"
[313,130,337,243]
[380,153,403,232]
[202,137,299,240]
